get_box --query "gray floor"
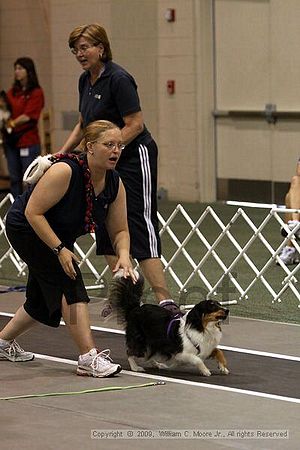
[0,291,299,450]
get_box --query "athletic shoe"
[100,302,113,319]
[159,299,183,316]
[0,340,35,362]
[77,348,122,377]
[277,246,300,265]
[100,269,140,320]
[288,220,300,239]
[280,220,300,239]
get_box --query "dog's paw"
[132,366,145,372]
[151,361,169,370]
[128,356,145,372]
[219,367,230,375]
[201,368,211,377]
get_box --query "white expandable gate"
[0,193,299,307]
[0,193,27,278]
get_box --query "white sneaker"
[288,220,300,239]
[77,348,122,377]
[100,302,113,320]
[0,339,34,362]
[277,246,300,265]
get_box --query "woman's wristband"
[52,243,65,255]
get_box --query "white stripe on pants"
[138,144,158,257]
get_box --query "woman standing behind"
[4,57,44,197]
[61,24,179,315]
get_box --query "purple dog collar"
[166,316,181,339]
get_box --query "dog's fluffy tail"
[108,270,144,325]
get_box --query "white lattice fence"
[0,194,27,278]
[158,204,300,307]
[0,193,299,307]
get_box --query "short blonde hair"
[69,24,112,62]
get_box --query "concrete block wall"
[157,0,215,202]
[0,0,52,109]
[0,0,216,203]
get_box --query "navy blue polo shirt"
[78,61,152,146]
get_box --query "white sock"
[159,299,175,305]
[80,348,97,360]
[0,338,11,347]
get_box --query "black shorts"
[6,225,89,328]
[96,139,161,260]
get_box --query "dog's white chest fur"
[181,321,222,359]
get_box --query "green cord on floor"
[0,381,166,401]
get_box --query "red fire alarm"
[165,8,176,22]
[167,80,175,95]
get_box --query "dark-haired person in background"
[3,57,44,197]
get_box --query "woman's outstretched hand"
[112,258,138,284]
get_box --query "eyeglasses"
[100,141,125,151]
[71,44,96,55]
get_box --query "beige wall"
[3,0,300,203]
[49,0,112,149]
[215,0,300,186]
[0,0,52,107]
[0,0,216,203]
[157,0,215,202]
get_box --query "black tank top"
[6,159,120,247]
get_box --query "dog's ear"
[186,301,207,332]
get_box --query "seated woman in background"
[278,158,300,265]
[3,57,44,197]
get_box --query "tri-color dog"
[109,271,230,376]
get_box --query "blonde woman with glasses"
[0,120,136,378]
